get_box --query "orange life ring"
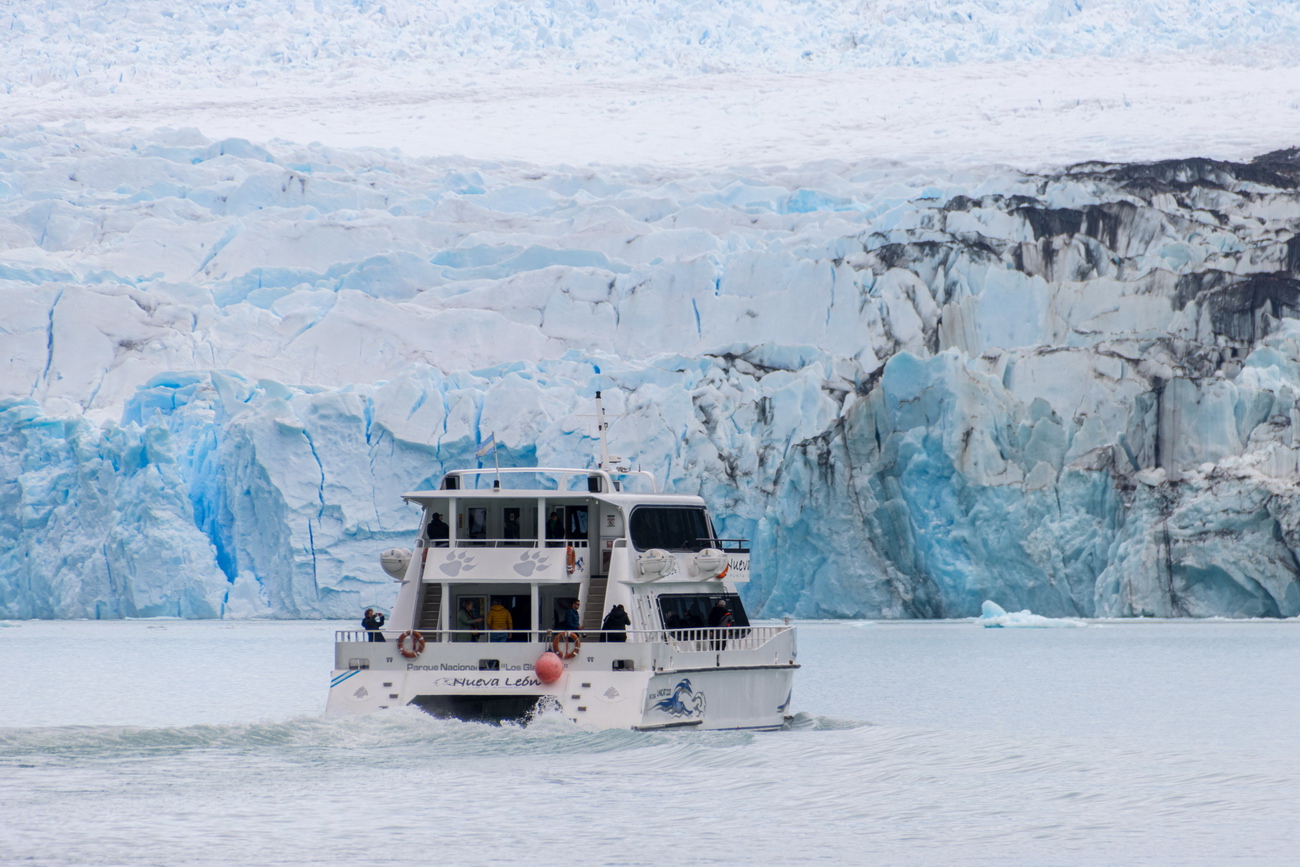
[551,630,581,660]
[566,545,576,575]
[714,563,729,580]
[397,630,425,659]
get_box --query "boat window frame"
[627,505,716,553]
[656,592,751,630]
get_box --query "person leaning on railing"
[600,604,630,642]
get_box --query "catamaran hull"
[327,632,798,730]
[328,663,796,730]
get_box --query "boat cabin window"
[657,593,750,630]
[629,506,713,552]
[438,502,541,547]
[545,505,589,547]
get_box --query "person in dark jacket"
[708,599,732,649]
[562,598,581,631]
[427,512,450,546]
[601,604,630,642]
[362,608,386,642]
[545,510,564,547]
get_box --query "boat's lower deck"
[327,626,798,730]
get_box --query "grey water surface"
[3,619,1299,865]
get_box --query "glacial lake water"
[3,618,1300,865]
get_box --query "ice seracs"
[8,127,1300,622]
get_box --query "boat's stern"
[328,624,797,730]
[327,630,655,727]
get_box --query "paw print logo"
[440,551,477,577]
[514,550,551,577]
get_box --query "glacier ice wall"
[6,125,1300,618]
[0,397,227,618]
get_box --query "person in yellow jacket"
[486,601,513,642]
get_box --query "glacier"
[7,1,1300,620]
[7,123,1300,620]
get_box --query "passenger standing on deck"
[708,598,732,650]
[427,512,450,547]
[456,598,483,642]
[600,604,630,642]
[563,598,581,631]
[486,600,513,642]
[362,608,386,642]
[545,510,563,547]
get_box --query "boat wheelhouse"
[327,448,797,730]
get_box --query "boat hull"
[327,628,797,731]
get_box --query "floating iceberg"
[978,601,1087,629]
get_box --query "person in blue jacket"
[362,608,386,642]
[563,598,581,631]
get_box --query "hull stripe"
[330,670,361,689]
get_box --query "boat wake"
[0,705,864,769]
[781,711,873,732]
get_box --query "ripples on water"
[4,619,1300,865]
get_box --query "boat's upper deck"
[393,466,746,586]
[403,466,693,505]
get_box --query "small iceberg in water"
[978,600,1087,628]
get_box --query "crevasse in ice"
[6,126,1300,619]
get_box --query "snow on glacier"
[7,2,1300,619]
[7,2,1300,169]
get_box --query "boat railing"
[695,537,750,554]
[418,538,590,550]
[337,624,790,652]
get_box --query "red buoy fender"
[534,651,564,683]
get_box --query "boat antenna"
[593,391,625,472]
[595,390,612,470]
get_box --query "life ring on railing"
[713,564,729,580]
[397,630,425,659]
[551,631,581,660]
[566,545,576,575]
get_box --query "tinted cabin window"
[658,594,750,630]
[629,507,712,552]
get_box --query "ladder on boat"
[582,572,609,631]
[418,583,442,633]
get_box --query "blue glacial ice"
[977,600,1087,628]
[6,126,1300,620]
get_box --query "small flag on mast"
[475,433,496,457]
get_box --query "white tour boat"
[326,396,798,730]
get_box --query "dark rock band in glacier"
[6,127,1300,623]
